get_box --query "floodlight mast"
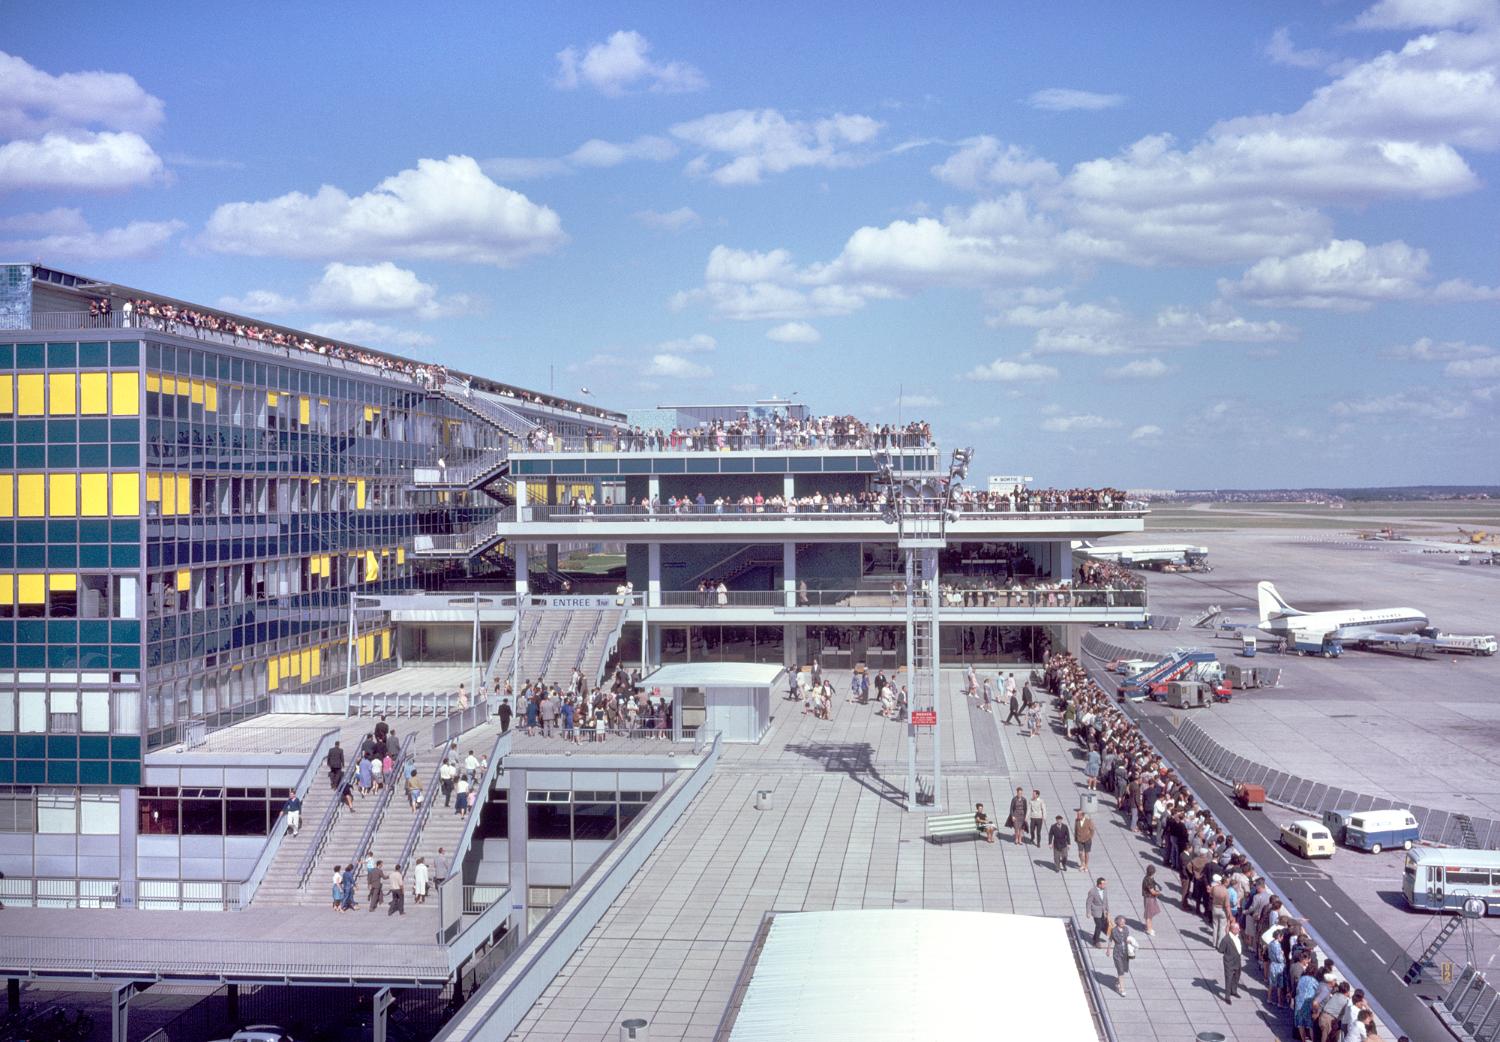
[873,445,974,812]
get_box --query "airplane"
[1076,541,1209,570]
[1255,581,1430,648]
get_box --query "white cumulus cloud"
[1384,336,1494,361]
[1220,238,1500,309]
[766,321,821,344]
[645,353,711,379]
[554,30,706,96]
[932,137,1059,191]
[0,51,164,137]
[0,207,181,259]
[1446,355,1500,378]
[1028,88,1125,111]
[1042,414,1121,432]
[633,206,701,232]
[672,108,884,185]
[202,155,564,266]
[1108,358,1173,379]
[967,358,1060,382]
[307,261,473,318]
[0,130,164,192]
[307,319,436,350]
[217,289,299,315]
[1130,424,1164,441]
[655,333,716,354]
[1265,28,1335,70]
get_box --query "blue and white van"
[1341,808,1421,854]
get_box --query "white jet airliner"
[1256,581,1430,645]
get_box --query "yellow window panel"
[266,391,279,406]
[298,396,310,426]
[176,569,191,592]
[146,473,162,502]
[356,479,367,509]
[160,375,176,396]
[364,550,379,583]
[396,547,406,565]
[268,660,280,690]
[363,405,375,422]
[19,574,45,605]
[48,473,76,517]
[79,372,109,414]
[0,374,12,414]
[112,472,139,517]
[381,630,391,659]
[49,573,77,592]
[205,383,218,411]
[300,651,311,682]
[189,379,204,405]
[160,475,176,515]
[18,474,44,517]
[0,574,11,605]
[48,373,77,415]
[80,473,109,516]
[18,373,44,416]
[311,648,322,676]
[145,373,161,393]
[0,475,11,518]
[176,475,191,514]
[112,372,140,416]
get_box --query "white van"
[1342,808,1421,854]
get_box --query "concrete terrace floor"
[512,669,1298,1042]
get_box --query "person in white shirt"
[412,857,430,903]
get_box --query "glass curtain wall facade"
[0,330,508,787]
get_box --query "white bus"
[1403,848,1500,914]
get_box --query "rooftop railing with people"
[516,499,1147,522]
[517,419,936,455]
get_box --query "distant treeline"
[1159,486,1498,503]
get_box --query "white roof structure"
[643,662,785,687]
[727,909,1103,1042]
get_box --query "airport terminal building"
[0,265,1150,1040]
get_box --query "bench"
[927,814,986,844]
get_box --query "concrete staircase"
[253,778,385,907]
[488,609,623,687]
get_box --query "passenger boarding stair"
[1399,915,1464,984]
[1120,649,1219,697]
[1191,605,1224,628]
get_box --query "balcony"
[645,585,1147,623]
[498,502,1147,542]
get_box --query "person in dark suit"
[1218,920,1245,1004]
[326,740,345,789]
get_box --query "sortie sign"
[910,709,937,726]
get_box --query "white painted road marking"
[1353,928,1367,943]
[1336,912,1349,925]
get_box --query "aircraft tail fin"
[1257,581,1302,625]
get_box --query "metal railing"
[431,700,492,751]
[412,448,513,488]
[237,727,340,909]
[519,431,937,453]
[294,754,361,891]
[432,732,723,1042]
[348,690,459,718]
[520,503,1147,522]
[513,725,679,742]
[656,586,1147,610]
[349,733,417,868]
[1444,966,1500,1040]
[437,732,511,942]
[398,753,449,872]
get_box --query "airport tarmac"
[1086,522,1500,817]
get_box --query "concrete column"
[515,479,529,521]
[782,542,796,608]
[507,768,529,942]
[117,787,137,909]
[783,474,795,501]
[546,544,559,574]
[647,476,660,502]
[647,543,662,608]
[545,476,558,506]
[514,544,530,597]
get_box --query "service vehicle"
[1278,819,1336,859]
[1403,848,1500,914]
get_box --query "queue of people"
[502,668,673,741]
[1047,652,1391,1039]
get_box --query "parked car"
[1279,819,1336,859]
[209,1027,296,1042]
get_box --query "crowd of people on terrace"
[498,666,673,740]
[554,487,1136,516]
[1046,652,1392,1038]
[532,415,934,453]
[83,294,616,420]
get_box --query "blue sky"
[4,0,1500,487]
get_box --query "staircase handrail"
[533,629,564,682]
[436,385,536,439]
[590,610,629,685]
[445,732,510,881]
[238,726,339,909]
[684,544,783,589]
[349,733,417,868]
[294,734,362,890]
[574,611,607,674]
[398,750,450,871]
[483,625,516,688]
